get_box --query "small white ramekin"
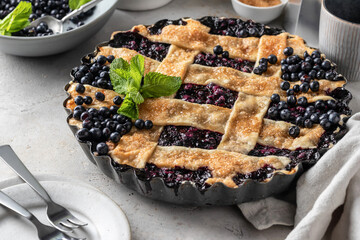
[231,0,288,24]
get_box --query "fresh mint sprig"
[0,1,32,36]
[110,55,182,119]
[69,0,92,10]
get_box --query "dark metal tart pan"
[63,23,350,205]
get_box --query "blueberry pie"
[64,17,352,203]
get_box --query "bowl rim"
[232,0,288,10]
[0,0,118,40]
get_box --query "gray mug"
[319,0,360,82]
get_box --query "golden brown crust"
[149,146,291,187]
[218,93,270,154]
[138,98,231,133]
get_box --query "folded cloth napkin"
[238,113,360,240]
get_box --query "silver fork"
[0,190,85,240]
[0,145,87,232]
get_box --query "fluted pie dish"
[63,17,352,205]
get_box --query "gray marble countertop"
[0,0,359,239]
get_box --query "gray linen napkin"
[238,113,360,239]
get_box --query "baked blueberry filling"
[194,52,254,73]
[158,125,223,150]
[148,18,188,35]
[233,165,276,185]
[198,16,283,38]
[109,31,170,62]
[175,83,238,108]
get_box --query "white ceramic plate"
[0,0,118,56]
[0,176,131,240]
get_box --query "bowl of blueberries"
[0,0,118,56]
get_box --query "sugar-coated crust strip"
[138,98,231,134]
[148,146,291,187]
[258,119,325,150]
[218,93,271,154]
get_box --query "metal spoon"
[27,0,102,34]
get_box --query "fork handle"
[0,145,52,203]
[0,190,32,220]
[61,0,103,23]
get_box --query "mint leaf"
[110,68,130,95]
[118,94,139,119]
[0,1,32,36]
[69,0,92,10]
[110,58,130,71]
[128,90,144,105]
[129,55,145,90]
[141,72,182,98]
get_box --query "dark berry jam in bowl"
[0,0,118,56]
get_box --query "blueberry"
[107,55,115,63]
[278,101,288,110]
[222,51,229,58]
[253,67,261,75]
[74,105,86,112]
[74,71,84,80]
[296,116,305,127]
[304,56,313,64]
[297,96,308,107]
[258,64,267,72]
[280,81,290,90]
[317,70,325,79]
[281,59,287,65]
[259,58,268,64]
[90,127,102,140]
[97,78,108,89]
[110,132,121,143]
[301,62,312,72]
[325,71,335,80]
[287,95,296,106]
[308,70,317,79]
[106,121,117,131]
[267,54,277,64]
[280,109,291,120]
[134,119,145,129]
[98,107,110,117]
[75,84,85,93]
[328,113,340,124]
[320,119,332,130]
[80,112,91,121]
[109,105,119,114]
[288,64,298,73]
[97,55,107,65]
[304,119,313,128]
[313,58,322,65]
[315,100,326,110]
[290,73,299,81]
[310,113,320,123]
[283,47,293,56]
[270,93,280,103]
[76,128,90,141]
[321,60,331,70]
[334,74,345,81]
[74,96,84,105]
[79,65,89,72]
[327,99,336,109]
[306,105,315,113]
[310,81,320,92]
[83,96,92,105]
[313,64,321,71]
[96,142,109,155]
[287,56,297,65]
[124,122,132,132]
[80,76,91,85]
[82,119,93,129]
[95,92,105,101]
[282,73,290,80]
[268,107,279,118]
[300,82,309,93]
[144,120,153,129]
[293,84,300,93]
[311,50,321,59]
[213,45,223,55]
[102,128,111,139]
[88,108,98,117]
[319,113,328,121]
[300,75,311,83]
[289,126,300,137]
[303,51,310,58]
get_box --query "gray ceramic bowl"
[0,0,118,57]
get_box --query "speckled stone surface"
[0,0,359,239]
